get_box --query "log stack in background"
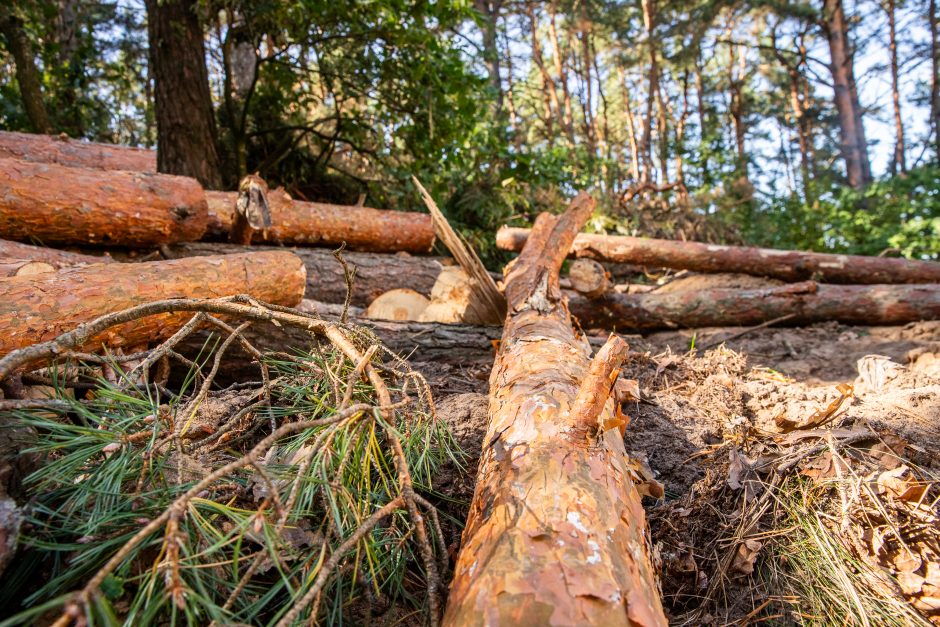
[0,130,156,172]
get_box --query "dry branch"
[165,242,445,306]
[568,281,940,330]
[0,130,156,172]
[0,251,305,360]
[498,227,940,284]
[443,193,667,625]
[0,157,207,246]
[205,188,435,253]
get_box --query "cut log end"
[569,258,611,299]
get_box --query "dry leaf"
[776,383,853,432]
[730,539,762,575]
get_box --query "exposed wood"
[230,175,272,245]
[419,267,495,325]
[164,242,445,307]
[364,289,430,321]
[0,157,207,247]
[0,260,54,277]
[0,251,305,359]
[569,258,611,298]
[569,281,940,330]
[444,193,667,626]
[0,238,112,268]
[414,178,506,324]
[0,131,155,172]
[497,227,940,284]
[204,189,435,254]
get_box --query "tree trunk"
[145,0,223,189]
[0,6,51,134]
[165,242,445,306]
[0,131,157,172]
[569,281,940,330]
[497,227,940,284]
[0,157,208,247]
[0,238,111,268]
[931,0,940,157]
[640,0,658,183]
[822,0,872,188]
[527,2,558,139]
[474,0,503,113]
[0,251,306,358]
[203,189,435,253]
[443,194,667,626]
[886,0,906,174]
[548,2,575,143]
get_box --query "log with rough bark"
[498,227,940,284]
[0,157,207,247]
[0,238,111,267]
[0,130,156,172]
[0,251,305,358]
[204,189,435,253]
[444,194,667,626]
[165,242,445,306]
[569,281,940,330]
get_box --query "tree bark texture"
[569,281,940,330]
[0,131,156,172]
[822,0,872,188]
[145,0,222,189]
[0,8,51,134]
[165,242,445,306]
[443,194,667,626]
[496,227,940,284]
[0,157,208,247]
[204,189,435,253]
[0,251,305,358]
[0,238,111,268]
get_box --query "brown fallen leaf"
[800,451,851,482]
[730,538,762,575]
[775,383,854,433]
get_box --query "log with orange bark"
[204,188,435,254]
[0,157,208,247]
[443,193,666,626]
[0,251,306,359]
[497,227,940,284]
[568,281,940,330]
[0,130,156,172]
[0,238,112,277]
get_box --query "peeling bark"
[569,281,940,330]
[443,193,666,626]
[497,228,940,284]
[0,157,207,247]
[0,251,305,358]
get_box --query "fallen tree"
[497,227,940,284]
[0,250,305,359]
[204,189,435,254]
[0,238,111,267]
[0,157,207,247]
[443,194,667,625]
[165,242,445,306]
[569,281,940,330]
[0,130,157,172]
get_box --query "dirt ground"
[426,319,940,624]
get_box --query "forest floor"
[426,319,940,624]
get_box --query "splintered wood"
[443,193,666,626]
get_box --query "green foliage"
[740,166,940,260]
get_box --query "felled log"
[165,242,445,306]
[569,281,940,330]
[0,238,111,268]
[0,131,157,172]
[0,158,207,247]
[0,251,305,358]
[444,194,666,625]
[498,227,940,284]
[364,289,430,321]
[204,189,435,253]
[568,258,611,298]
